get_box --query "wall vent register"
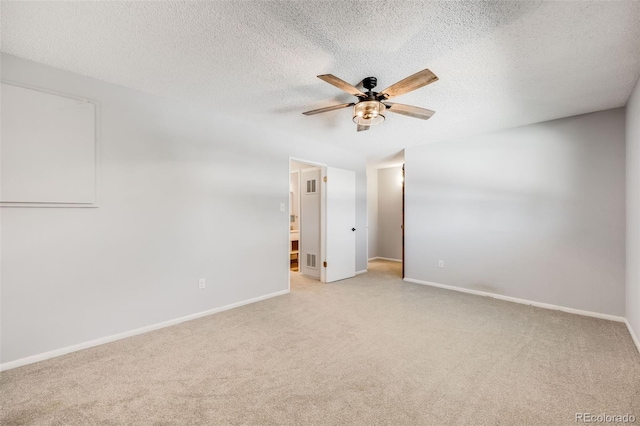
[306,253,317,269]
[306,179,317,194]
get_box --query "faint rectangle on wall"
[1,82,99,207]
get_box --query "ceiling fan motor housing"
[363,77,377,91]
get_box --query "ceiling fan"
[302,68,438,132]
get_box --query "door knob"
[352,228,356,231]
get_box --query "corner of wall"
[626,74,640,349]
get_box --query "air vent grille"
[306,253,317,269]
[306,179,317,194]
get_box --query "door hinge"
[323,261,327,267]
[323,176,327,183]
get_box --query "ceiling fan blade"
[383,102,435,120]
[302,102,355,116]
[318,74,367,98]
[378,69,438,100]
[356,124,369,132]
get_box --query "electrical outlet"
[199,278,205,289]
[438,260,444,268]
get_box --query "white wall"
[0,54,368,365]
[405,109,626,316]
[355,174,367,272]
[366,166,378,259]
[289,171,299,231]
[290,160,313,171]
[627,76,640,341]
[377,166,403,261]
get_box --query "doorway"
[367,164,404,277]
[288,158,358,287]
[289,160,323,281]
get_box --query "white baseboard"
[403,277,625,323]
[625,319,640,355]
[371,257,402,263]
[0,289,290,372]
[368,257,378,261]
[356,269,367,275]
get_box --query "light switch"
[280,203,285,212]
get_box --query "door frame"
[402,164,405,278]
[288,157,327,292]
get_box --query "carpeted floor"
[1,260,639,425]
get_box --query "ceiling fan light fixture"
[352,100,385,126]
[303,69,438,131]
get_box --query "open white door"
[325,167,356,282]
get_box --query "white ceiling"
[2,1,640,166]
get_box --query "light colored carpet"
[1,260,639,425]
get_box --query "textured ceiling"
[2,1,640,166]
